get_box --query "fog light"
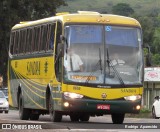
[136,105,141,110]
[64,102,69,107]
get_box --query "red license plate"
[97,104,110,110]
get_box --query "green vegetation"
[112,3,134,16]
[126,108,152,118]
[57,0,160,15]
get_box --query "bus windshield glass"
[63,25,143,86]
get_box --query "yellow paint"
[10,56,59,86]
[12,11,140,30]
[8,56,60,107]
[62,84,143,100]
[7,63,13,106]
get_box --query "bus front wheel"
[70,113,80,121]
[49,95,62,122]
[79,114,90,122]
[19,93,30,120]
[111,113,125,124]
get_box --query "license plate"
[97,104,110,110]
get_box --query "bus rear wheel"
[49,95,62,122]
[19,93,30,120]
[111,113,125,124]
[30,114,40,120]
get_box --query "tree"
[153,27,160,53]
[137,16,155,48]
[0,0,67,86]
[152,54,160,66]
[112,3,134,16]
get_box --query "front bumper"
[61,98,141,114]
[0,107,9,111]
[0,103,9,111]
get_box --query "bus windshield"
[63,25,143,87]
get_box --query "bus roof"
[12,11,141,30]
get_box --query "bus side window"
[10,32,15,55]
[31,28,35,53]
[38,26,42,51]
[22,29,27,54]
[26,29,31,53]
[13,31,19,54]
[34,27,40,52]
[55,21,62,82]
[46,24,51,50]
[39,26,43,51]
[19,30,23,54]
[19,29,27,54]
[49,23,56,50]
[42,25,47,51]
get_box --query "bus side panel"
[8,55,58,110]
[52,89,63,111]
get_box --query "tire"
[70,113,80,122]
[30,114,40,120]
[79,114,90,122]
[19,93,30,120]
[111,113,125,124]
[5,111,9,114]
[152,107,159,119]
[49,94,62,122]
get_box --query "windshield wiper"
[106,49,126,87]
[99,48,103,74]
[85,48,103,83]
[106,48,111,75]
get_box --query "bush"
[140,108,151,113]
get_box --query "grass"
[126,108,152,118]
[9,106,18,110]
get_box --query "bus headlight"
[64,92,83,99]
[124,95,141,101]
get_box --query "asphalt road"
[0,110,160,132]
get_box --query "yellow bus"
[8,11,143,124]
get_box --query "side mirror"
[154,96,159,100]
[60,35,68,49]
[6,97,8,101]
[57,43,64,57]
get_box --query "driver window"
[64,45,84,72]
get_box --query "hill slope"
[57,0,160,15]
